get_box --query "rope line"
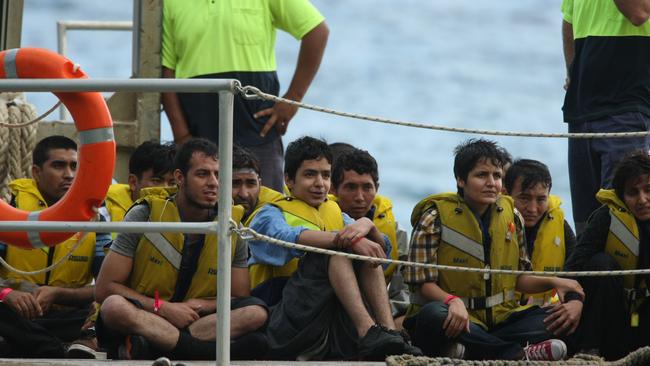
[233,226,650,277]
[2,221,649,278]
[234,83,650,139]
[0,232,89,276]
[0,101,61,128]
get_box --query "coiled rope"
[234,82,650,139]
[386,347,650,366]
[0,93,42,202]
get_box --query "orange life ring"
[0,48,115,249]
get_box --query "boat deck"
[0,360,385,366]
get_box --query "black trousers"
[574,252,650,360]
[0,303,87,358]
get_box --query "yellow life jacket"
[410,193,528,329]
[249,196,344,294]
[104,184,133,223]
[522,195,566,306]
[128,191,244,301]
[1,179,95,288]
[597,189,641,290]
[371,195,399,279]
[330,193,399,280]
[243,186,284,226]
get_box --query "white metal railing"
[56,21,133,120]
[0,78,235,366]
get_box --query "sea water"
[21,0,571,233]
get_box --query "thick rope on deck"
[235,83,650,139]
[386,347,650,366]
[0,93,38,202]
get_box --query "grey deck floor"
[0,360,385,366]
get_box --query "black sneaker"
[118,335,151,360]
[394,329,423,356]
[0,336,10,357]
[358,324,409,360]
[231,331,269,360]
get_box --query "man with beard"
[231,145,283,224]
[95,138,268,360]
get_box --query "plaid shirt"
[403,202,530,285]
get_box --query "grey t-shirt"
[110,204,248,268]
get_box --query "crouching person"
[95,138,268,360]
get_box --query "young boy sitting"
[248,136,420,360]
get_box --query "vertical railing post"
[216,85,235,366]
[56,21,68,120]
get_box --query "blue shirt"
[248,205,392,268]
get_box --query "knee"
[100,295,136,329]
[583,252,620,271]
[416,302,448,330]
[238,305,268,333]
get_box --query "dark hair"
[33,135,77,167]
[129,140,176,179]
[612,150,650,200]
[284,136,332,180]
[504,159,552,194]
[233,144,261,175]
[453,139,510,195]
[174,138,218,176]
[329,142,357,166]
[332,149,379,189]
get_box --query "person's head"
[284,136,332,208]
[128,140,176,200]
[500,152,514,194]
[328,142,357,194]
[32,135,78,205]
[174,138,219,210]
[232,145,261,216]
[612,151,650,221]
[332,149,379,219]
[504,159,553,228]
[453,139,510,214]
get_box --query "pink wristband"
[444,294,459,305]
[153,290,162,315]
[0,288,13,302]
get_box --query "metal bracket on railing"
[236,84,264,100]
[231,226,256,241]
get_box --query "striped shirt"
[403,203,530,285]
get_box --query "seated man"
[103,140,176,224]
[95,138,268,360]
[330,148,410,323]
[0,135,110,358]
[504,159,578,306]
[248,136,420,360]
[231,144,283,224]
[565,151,650,360]
[403,139,583,361]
